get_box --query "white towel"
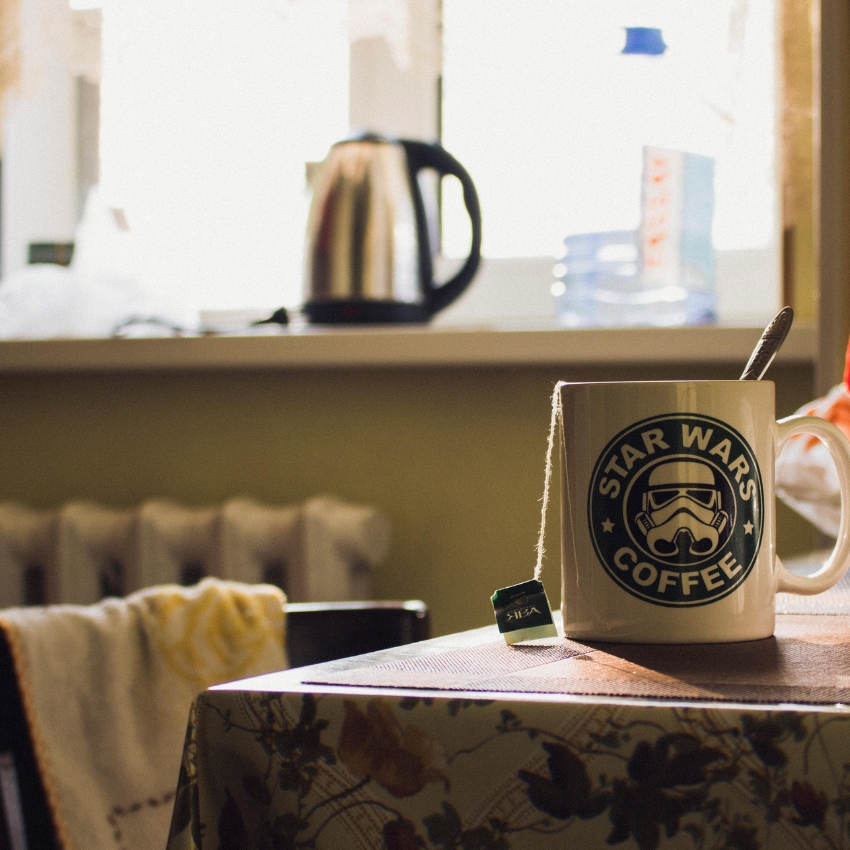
[0,578,287,850]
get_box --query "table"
[165,611,850,850]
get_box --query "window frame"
[0,0,845,388]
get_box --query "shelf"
[0,323,818,373]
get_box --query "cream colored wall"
[0,360,818,636]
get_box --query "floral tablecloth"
[165,618,850,850]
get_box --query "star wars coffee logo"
[588,414,763,607]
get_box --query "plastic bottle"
[552,25,720,327]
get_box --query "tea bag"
[491,383,563,645]
[491,579,556,645]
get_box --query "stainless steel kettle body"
[303,135,482,323]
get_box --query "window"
[0,0,792,334]
[440,0,779,325]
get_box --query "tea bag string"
[534,382,565,582]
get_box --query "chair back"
[286,600,430,667]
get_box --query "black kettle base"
[302,300,430,324]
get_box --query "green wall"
[0,360,818,636]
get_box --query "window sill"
[0,322,817,373]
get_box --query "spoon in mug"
[740,306,794,381]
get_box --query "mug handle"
[775,414,850,594]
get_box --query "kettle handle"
[400,140,482,317]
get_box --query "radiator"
[0,496,390,607]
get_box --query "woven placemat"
[305,615,850,705]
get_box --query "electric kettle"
[302,135,482,324]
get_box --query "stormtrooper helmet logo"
[635,460,729,560]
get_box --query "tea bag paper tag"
[490,382,564,645]
[491,580,557,645]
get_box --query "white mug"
[559,380,850,643]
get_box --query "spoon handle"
[740,306,794,381]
